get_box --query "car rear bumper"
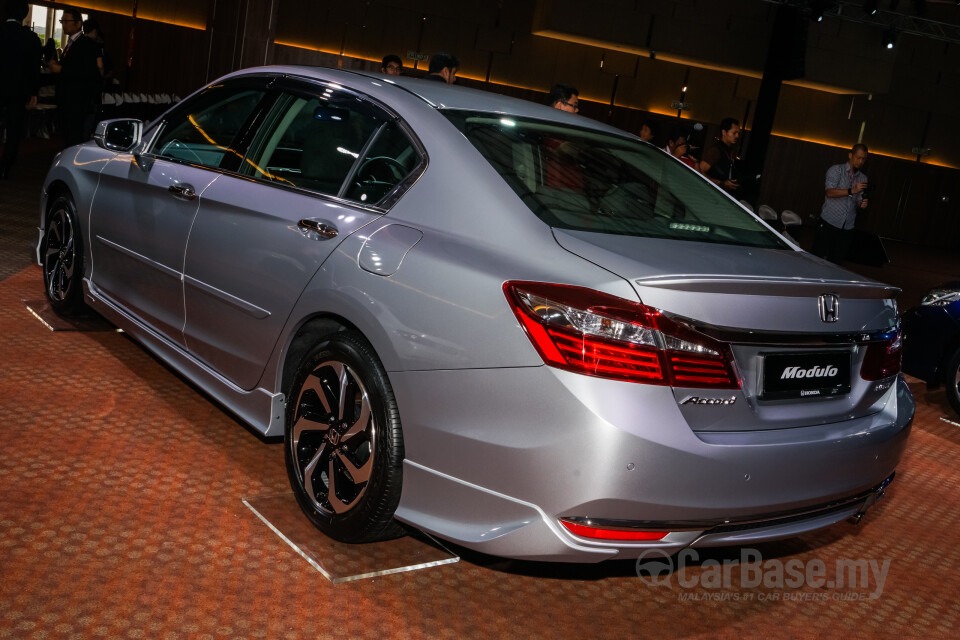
[391,366,913,562]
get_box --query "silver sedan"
[37,65,913,562]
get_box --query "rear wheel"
[42,194,85,316]
[284,331,405,542]
[946,347,960,417]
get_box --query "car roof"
[221,65,630,137]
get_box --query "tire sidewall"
[946,347,960,417]
[43,194,85,315]
[284,331,404,542]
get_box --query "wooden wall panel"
[418,15,489,78]
[614,56,684,113]
[488,34,565,94]
[137,0,208,29]
[126,19,208,95]
[75,0,134,16]
[205,1,241,83]
[339,9,423,67]
[271,43,343,70]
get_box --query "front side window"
[150,85,268,170]
[443,111,786,249]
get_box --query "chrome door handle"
[168,184,196,200]
[297,219,339,239]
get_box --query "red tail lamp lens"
[504,281,739,388]
[860,328,902,381]
[560,519,669,541]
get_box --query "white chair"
[781,209,802,243]
[757,204,778,222]
[739,199,754,212]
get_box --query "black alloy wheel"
[42,195,85,315]
[285,331,405,543]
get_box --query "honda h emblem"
[818,293,840,323]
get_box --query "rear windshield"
[443,111,786,249]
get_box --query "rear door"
[181,79,425,389]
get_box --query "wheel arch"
[40,180,72,234]
[278,312,399,399]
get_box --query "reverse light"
[560,519,669,541]
[503,281,739,388]
[860,327,902,381]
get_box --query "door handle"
[297,219,339,240]
[168,184,196,200]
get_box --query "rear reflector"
[560,519,669,541]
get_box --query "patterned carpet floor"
[1,262,958,639]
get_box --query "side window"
[244,93,380,196]
[343,122,422,204]
[150,87,267,170]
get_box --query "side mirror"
[93,119,143,152]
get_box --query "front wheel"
[42,194,85,316]
[284,331,405,543]
[945,347,960,418]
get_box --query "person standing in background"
[0,0,42,179]
[699,117,742,194]
[46,7,101,147]
[426,52,459,84]
[549,84,579,113]
[381,54,402,76]
[812,144,870,264]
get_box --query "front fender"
[38,144,118,267]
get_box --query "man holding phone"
[812,143,870,264]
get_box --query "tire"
[946,347,960,418]
[41,194,85,316]
[284,331,405,543]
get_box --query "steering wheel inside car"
[355,156,406,185]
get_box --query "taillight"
[504,281,740,388]
[860,327,902,380]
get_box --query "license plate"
[761,351,851,400]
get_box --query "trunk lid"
[554,230,901,431]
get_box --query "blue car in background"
[903,282,960,416]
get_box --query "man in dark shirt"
[0,0,42,178]
[46,7,102,147]
[549,83,579,113]
[426,52,459,84]
[699,117,742,194]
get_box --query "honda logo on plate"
[818,293,840,323]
